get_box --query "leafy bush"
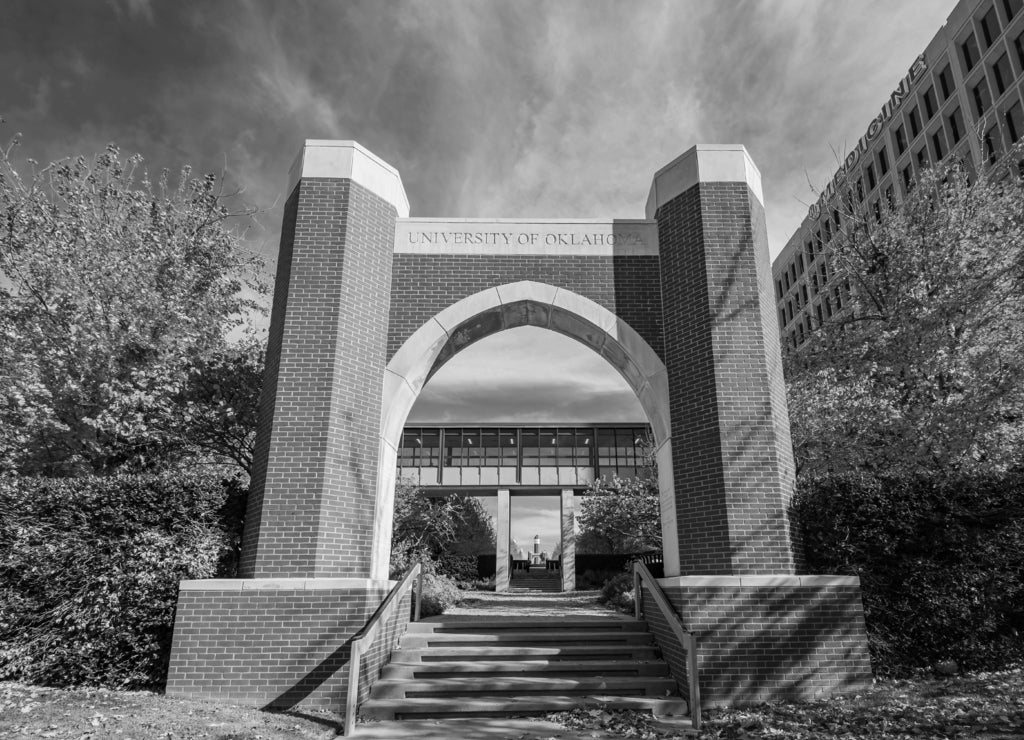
[417,572,462,618]
[598,572,635,613]
[0,471,244,688]
[435,553,479,584]
[794,472,1024,675]
[577,568,621,590]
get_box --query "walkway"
[430,589,632,621]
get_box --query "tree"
[0,136,266,475]
[786,152,1024,477]
[577,475,661,554]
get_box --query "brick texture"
[387,255,664,361]
[240,177,398,579]
[654,182,798,575]
[166,586,411,709]
[645,583,872,707]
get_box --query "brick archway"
[370,281,676,581]
[166,140,871,710]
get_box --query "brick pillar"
[647,145,796,576]
[240,140,410,579]
[167,141,411,710]
[642,146,870,708]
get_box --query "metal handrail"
[343,562,424,736]
[633,560,701,730]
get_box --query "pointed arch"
[369,281,678,579]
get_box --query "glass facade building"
[397,424,651,488]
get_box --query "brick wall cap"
[656,575,861,588]
[645,144,764,218]
[178,578,395,592]
[287,140,409,217]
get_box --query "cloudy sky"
[2,0,958,539]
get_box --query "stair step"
[360,694,691,721]
[369,675,677,699]
[408,619,645,633]
[380,658,669,680]
[392,644,661,662]
[400,630,653,648]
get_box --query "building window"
[909,105,922,137]
[806,240,814,260]
[835,286,844,310]
[855,177,865,202]
[1007,100,1024,142]
[1016,30,1024,68]
[923,86,938,119]
[902,164,914,191]
[877,146,890,175]
[980,6,1001,48]
[916,146,929,169]
[824,296,834,317]
[985,125,1003,163]
[884,184,894,208]
[931,129,947,160]
[948,107,965,143]
[961,32,980,70]
[938,63,955,99]
[866,162,877,190]
[895,124,908,154]
[824,219,832,241]
[816,303,824,325]
[1005,0,1022,20]
[973,77,993,116]
[833,208,841,230]
[786,300,793,322]
[776,279,783,299]
[992,53,1013,95]
[801,283,808,303]
[790,262,797,283]
[872,199,882,223]
[797,253,804,274]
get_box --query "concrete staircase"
[359,617,689,723]
[511,565,562,592]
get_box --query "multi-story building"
[772,0,1024,348]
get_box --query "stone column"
[495,489,511,592]
[560,489,576,592]
[647,145,797,576]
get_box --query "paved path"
[428,589,632,621]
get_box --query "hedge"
[794,471,1024,675]
[0,471,245,688]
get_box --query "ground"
[2,592,1022,738]
[2,668,1023,739]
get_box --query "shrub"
[577,568,621,591]
[417,572,462,618]
[598,572,635,613]
[794,472,1024,675]
[436,553,480,584]
[0,470,244,688]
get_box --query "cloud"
[1,0,959,424]
[407,327,646,425]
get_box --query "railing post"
[687,633,701,731]
[414,564,423,622]
[344,639,362,736]
[633,563,641,621]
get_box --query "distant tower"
[533,535,540,554]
